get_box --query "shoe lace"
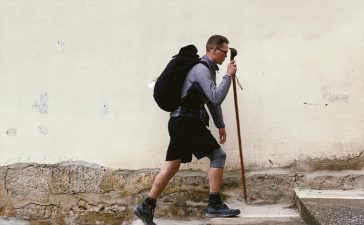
[220,203,229,209]
[216,202,236,212]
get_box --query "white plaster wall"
[1,0,364,170]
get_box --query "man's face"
[214,43,229,65]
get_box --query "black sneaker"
[206,203,241,218]
[134,202,156,225]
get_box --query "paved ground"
[295,189,364,225]
[131,201,306,225]
[131,218,306,225]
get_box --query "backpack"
[153,45,208,112]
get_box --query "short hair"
[206,35,229,52]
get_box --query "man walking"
[135,35,240,225]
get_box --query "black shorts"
[166,117,220,163]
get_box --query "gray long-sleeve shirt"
[170,55,232,128]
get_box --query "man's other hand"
[219,128,227,144]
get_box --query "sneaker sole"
[206,211,241,218]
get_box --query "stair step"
[295,189,364,225]
[131,201,306,225]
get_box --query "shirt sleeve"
[206,101,225,128]
[194,64,232,105]
[193,63,232,128]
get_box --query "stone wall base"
[0,158,363,224]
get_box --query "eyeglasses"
[216,48,228,55]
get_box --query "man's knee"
[164,160,181,175]
[208,148,226,168]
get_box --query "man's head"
[206,35,229,65]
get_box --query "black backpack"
[153,45,208,112]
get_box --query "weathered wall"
[1,0,364,170]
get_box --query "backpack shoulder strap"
[198,60,213,74]
[199,60,209,69]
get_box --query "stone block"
[15,204,60,220]
[356,175,364,187]
[49,194,79,211]
[308,174,364,190]
[65,198,130,224]
[0,204,16,217]
[99,169,128,192]
[0,166,7,179]
[72,199,128,214]
[50,164,105,194]
[246,172,301,204]
[0,167,8,207]
[0,180,9,208]
[293,154,364,172]
[123,170,158,194]
[99,191,132,206]
[170,173,208,192]
[0,167,9,208]
[6,166,51,203]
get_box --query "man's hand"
[219,128,227,144]
[227,60,237,77]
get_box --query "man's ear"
[211,47,216,55]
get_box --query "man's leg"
[207,148,226,193]
[206,148,240,218]
[135,159,181,225]
[149,159,181,199]
[208,167,224,193]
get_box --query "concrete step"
[0,218,28,225]
[131,201,306,225]
[295,189,364,225]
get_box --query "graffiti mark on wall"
[101,102,109,116]
[5,128,17,137]
[321,86,349,103]
[33,92,49,114]
[38,125,48,136]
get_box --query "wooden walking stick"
[229,48,248,203]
